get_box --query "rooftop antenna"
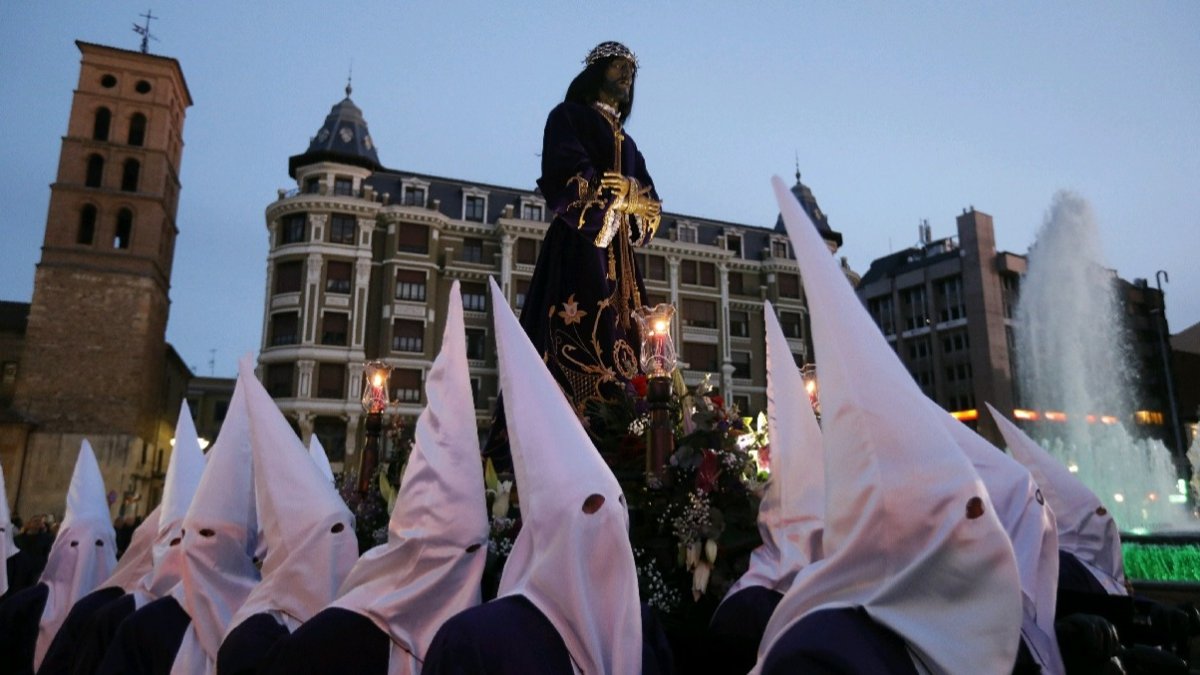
[794,151,801,183]
[208,349,216,376]
[346,60,353,97]
[132,9,159,54]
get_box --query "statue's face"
[600,57,635,106]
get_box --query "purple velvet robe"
[35,585,124,675]
[95,595,191,675]
[258,607,389,675]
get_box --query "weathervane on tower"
[132,9,158,54]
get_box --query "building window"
[729,310,750,337]
[1001,274,1019,319]
[682,342,719,372]
[902,286,929,331]
[514,278,530,310]
[394,269,426,301]
[313,417,346,462]
[325,260,352,294]
[868,296,895,335]
[677,223,698,244]
[772,240,790,258]
[114,209,133,249]
[936,276,965,323]
[466,328,487,361]
[392,319,424,353]
[93,107,111,141]
[397,224,429,254]
[777,273,801,299]
[316,363,345,399]
[516,238,538,265]
[2,361,17,385]
[280,214,306,244]
[321,312,349,346]
[333,176,353,196]
[681,261,697,285]
[682,298,717,328]
[645,292,669,308]
[942,330,970,354]
[121,158,140,192]
[461,237,484,263]
[728,272,744,296]
[329,214,357,245]
[274,260,303,294]
[779,311,803,339]
[266,363,294,397]
[945,362,973,383]
[462,282,487,312]
[907,338,931,360]
[726,234,742,258]
[78,204,97,245]
[471,378,485,410]
[390,368,422,403]
[86,154,104,187]
[733,395,751,414]
[464,195,486,222]
[732,351,752,379]
[521,203,544,221]
[637,254,666,281]
[128,113,147,147]
[304,176,321,194]
[699,262,717,287]
[213,400,229,422]
[270,312,299,346]
[403,185,426,206]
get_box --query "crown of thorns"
[584,41,638,70]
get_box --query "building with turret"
[259,88,850,465]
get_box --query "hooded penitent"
[934,407,1064,675]
[332,280,489,674]
[99,506,161,593]
[227,357,358,635]
[490,277,642,675]
[987,402,1127,595]
[755,177,1023,675]
[1,461,18,596]
[134,400,208,609]
[724,301,824,599]
[33,440,119,670]
[308,434,336,484]
[169,360,261,674]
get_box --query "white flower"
[685,541,700,569]
[705,538,718,564]
[692,560,712,600]
[491,480,513,519]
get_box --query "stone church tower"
[9,42,191,516]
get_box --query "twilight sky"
[2,2,1197,377]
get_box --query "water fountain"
[1013,190,1193,533]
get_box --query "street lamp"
[633,303,677,481]
[358,361,392,495]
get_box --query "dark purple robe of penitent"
[707,586,784,675]
[422,595,674,675]
[0,581,48,675]
[484,101,658,472]
[4,548,47,603]
[69,592,135,675]
[34,585,124,675]
[258,607,390,675]
[216,612,291,675]
[759,607,920,675]
[95,595,191,675]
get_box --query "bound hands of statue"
[600,171,661,245]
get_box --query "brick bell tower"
[11,41,191,516]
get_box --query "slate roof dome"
[288,83,382,178]
[775,169,843,247]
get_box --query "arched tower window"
[93,107,111,141]
[121,159,140,192]
[78,204,97,245]
[114,209,133,249]
[128,113,147,147]
[85,154,104,188]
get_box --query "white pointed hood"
[935,409,1064,674]
[137,400,207,606]
[988,403,1127,595]
[491,277,641,675]
[34,439,118,670]
[169,360,261,674]
[725,302,824,599]
[756,177,1022,675]
[1,460,18,597]
[308,435,336,484]
[333,281,489,674]
[228,357,358,635]
[100,506,162,592]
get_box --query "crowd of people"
[3,41,1197,675]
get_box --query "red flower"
[631,374,648,398]
[697,449,722,493]
[709,394,724,410]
